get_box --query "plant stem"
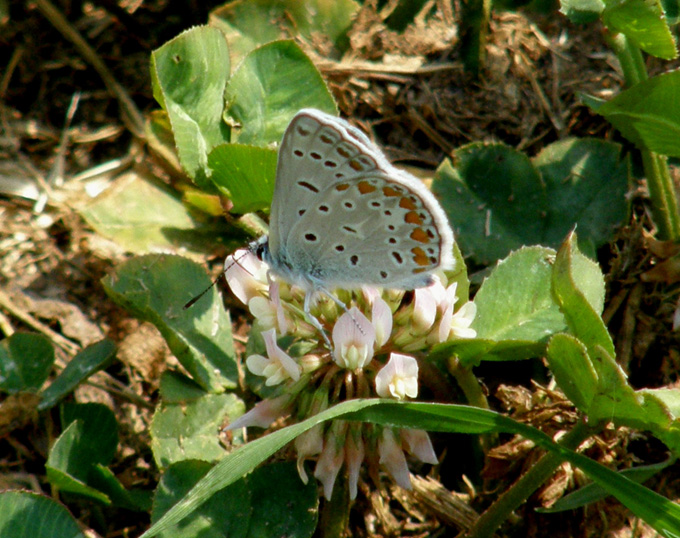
[465,420,592,538]
[459,0,492,76]
[448,356,489,410]
[607,32,680,240]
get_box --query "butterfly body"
[258,109,454,294]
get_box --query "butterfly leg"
[303,289,333,350]
[313,284,367,338]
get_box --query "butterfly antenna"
[185,250,256,309]
[184,272,225,309]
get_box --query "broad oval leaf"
[597,70,680,157]
[224,40,336,146]
[102,254,238,392]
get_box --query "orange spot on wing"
[410,228,430,243]
[349,160,364,171]
[335,183,350,191]
[383,186,400,197]
[358,181,377,194]
[399,197,417,210]
[411,247,430,267]
[405,211,424,225]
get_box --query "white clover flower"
[400,429,438,464]
[332,307,376,370]
[345,426,365,500]
[314,423,346,500]
[246,328,300,386]
[225,394,291,431]
[375,353,419,400]
[412,285,438,332]
[371,296,393,348]
[378,428,411,490]
[224,249,269,304]
[295,425,324,484]
[248,282,290,334]
[437,300,477,342]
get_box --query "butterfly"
[248,108,454,329]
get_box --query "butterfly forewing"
[269,110,391,256]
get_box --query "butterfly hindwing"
[285,172,452,288]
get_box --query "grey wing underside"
[284,173,448,290]
[268,110,391,256]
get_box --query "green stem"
[448,356,489,410]
[459,0,492,76]
[607,32,680,239]
[465,420,592,538]
[640,151,680,240]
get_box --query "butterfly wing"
[268,110,391,258]
[284,171,455,290]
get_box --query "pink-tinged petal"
[246,329,300,385]
[443,282,459,309]
[438,301,477,342]
[295,425,324,484]
[361,286,381,305]
[413,287,437,332]
[375,353,419,400]
[332,307,376,369]
[249,284,290,335]
[262,328,301,382]
[438,302,454,343]
[224,249,269,304]
[400,429,438,464]
[378,428,411,490]
[225,395,291,431]
[424,278,448,310]
[314,428,346,500]
[371,296,393,347]
[269,282,290,335]
[345,426,365,500]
